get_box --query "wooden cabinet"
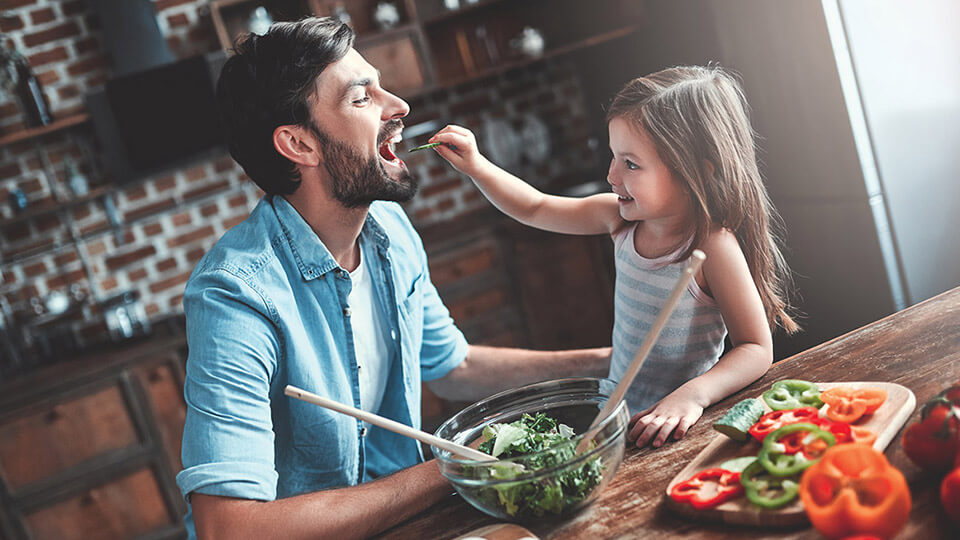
[210,0,642,97]
[0,336,187,540]
[23,468,172,540]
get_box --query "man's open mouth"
[378,133,403,166]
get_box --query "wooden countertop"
[380,286,960,538]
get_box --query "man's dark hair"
[216,18,355,195]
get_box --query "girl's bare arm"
[429,125,623,235]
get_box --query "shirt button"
[390,330,397,340]
[360,427,368,437]
[343,306,352,317]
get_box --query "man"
[177,17,610,540]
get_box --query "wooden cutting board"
[664,381,916,527]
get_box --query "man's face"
[308,49,416,208]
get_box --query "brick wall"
[0,0,593,353]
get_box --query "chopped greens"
[465,413,604,519]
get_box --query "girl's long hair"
[608,65,799,333]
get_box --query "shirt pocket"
[398,273,424,357]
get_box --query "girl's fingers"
[653,417,680,448]
[628,413,656,441]
[635,416,665,448]
[674,416,696,440]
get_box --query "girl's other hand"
[627,387,705,448]
[428,125,488,177]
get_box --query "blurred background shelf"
[0,114,90,148]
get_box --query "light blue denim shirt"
[176,195,467,538]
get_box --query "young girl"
[427,65,799,449]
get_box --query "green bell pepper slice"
[740,459,800,509]
[762,379,824,410]
[758,422,835,477]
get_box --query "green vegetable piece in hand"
[740,460,800,509]
[713,398,765,441]
[762,379,824,410]
[408,142,442,152]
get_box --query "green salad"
[465,413,603,519]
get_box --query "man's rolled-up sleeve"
[176,268,280,502]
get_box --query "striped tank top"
[608,223,727,415]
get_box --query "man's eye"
[352,95,371,105]
[625,160,639,170]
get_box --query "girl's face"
[607,117,691,223]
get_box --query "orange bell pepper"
[799,443,910,540]
[821,387,887,424]
[849,425,877,447]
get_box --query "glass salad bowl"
[432,377,629,522]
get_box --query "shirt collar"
[270,195,392,281]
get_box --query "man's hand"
[627,385,707,448]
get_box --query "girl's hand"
[627,386,706,448]
[428,125,489,177]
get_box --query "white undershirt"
[347,250,391,418]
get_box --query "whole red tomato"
[903,383,960,470]
[943,467,960,524]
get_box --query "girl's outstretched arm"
[629,228,773,448]
[428,125,623,235]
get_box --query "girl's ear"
[703,159,716,177]
[273,125,322,167]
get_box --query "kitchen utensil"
[433,377,629,522]
[284,385,494,462]
[665,381,916,527]
[578,250,705,452]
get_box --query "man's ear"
[273,125,322,167]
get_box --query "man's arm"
[193,460,450,540]
[427,344,611,402]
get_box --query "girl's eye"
[625,159,639,170]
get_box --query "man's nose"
[383,91,409,120]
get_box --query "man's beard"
[310,120,418,209]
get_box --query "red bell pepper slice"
[748,407,820,443]
[669,468,744,510]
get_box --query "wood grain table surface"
[379,286,960,539]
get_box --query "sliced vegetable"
[762,379,823,410]
[820,387,888,424]
[849,425,877,447]
[759,423,835,477]
[408,142,442,152]
[941,466,960,524]
[713,398,766,441]
[669,468,744,510]
[719,456,757,473]
[902,381,960,471]
[810,416,853,446]
[749,407,821,443]
[799,443,911,540]
[740,459,799,509]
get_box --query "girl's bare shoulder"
[699,227,747,267]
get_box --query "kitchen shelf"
[0,113,90,147]
[422,0,509,26]
[433,25,638,90]
[0,185,112,230]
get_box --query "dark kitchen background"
[0,1,957,538]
